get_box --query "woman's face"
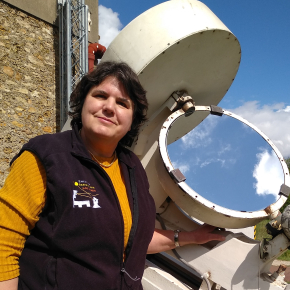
[81,76,134,146]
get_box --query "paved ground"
[272,260,290,266]
[270,260,290,282]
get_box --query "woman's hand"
[147,224,225,254]
[180,224,225,245]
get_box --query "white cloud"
[199,158,236,168]
[171,161,190,174]
[228,101,290,158]
[200,158,225,168]
[181,115,217,149]
[253,149,284,197]
[280,106,290,113]
[179,115,236,169]
[217,144,231,156]
[98,5,123,48]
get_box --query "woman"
[0,61,224,290]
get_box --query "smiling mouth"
[98,116,116,124]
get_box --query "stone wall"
[3,0,99,43]
[0,1,59,187]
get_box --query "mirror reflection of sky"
[167,113,284,211]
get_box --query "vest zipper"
[121,266,140,281]
[121,167,140,283]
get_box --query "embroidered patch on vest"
[72,180,101,208]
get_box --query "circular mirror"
[168,112,284,212]
[157,106,289,228]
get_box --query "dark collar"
[71,124,136,168]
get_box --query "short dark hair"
[69,61,148,147]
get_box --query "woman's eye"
[95,94,106,99]
[118,102,127,108]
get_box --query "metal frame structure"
[58,0,88,129]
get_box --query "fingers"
[209,233,226,242]
[196,224,226,243]
[201,224,225,233]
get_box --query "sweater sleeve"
[0,150,47,281]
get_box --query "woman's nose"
[103,97,115,113]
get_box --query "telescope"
[101,1,290,289]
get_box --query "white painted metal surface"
[101,0,241,141]
[143,260,192,290]
[170,233,290,290]
[157,106,289,228]
[144,201,290,290]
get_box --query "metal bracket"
[266,221,282,238]
[259,238,268,259]
[279,184,290,197]
[169,169,186,183]
[210,105,223,116]
[170,91,195,117]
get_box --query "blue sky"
[98,1,290,212]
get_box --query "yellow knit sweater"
[0,150,132,281]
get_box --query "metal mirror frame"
[158,105,290,228]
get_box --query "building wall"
[0,1,60,187]
[2,0,58,25]
[0,0,99,187]
[2,0,99,43]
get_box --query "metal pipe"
[84,5,89,73]
[81,0,85,76]
[88,43,106,72]
[66,0,72,114]
[59,0,63,127]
